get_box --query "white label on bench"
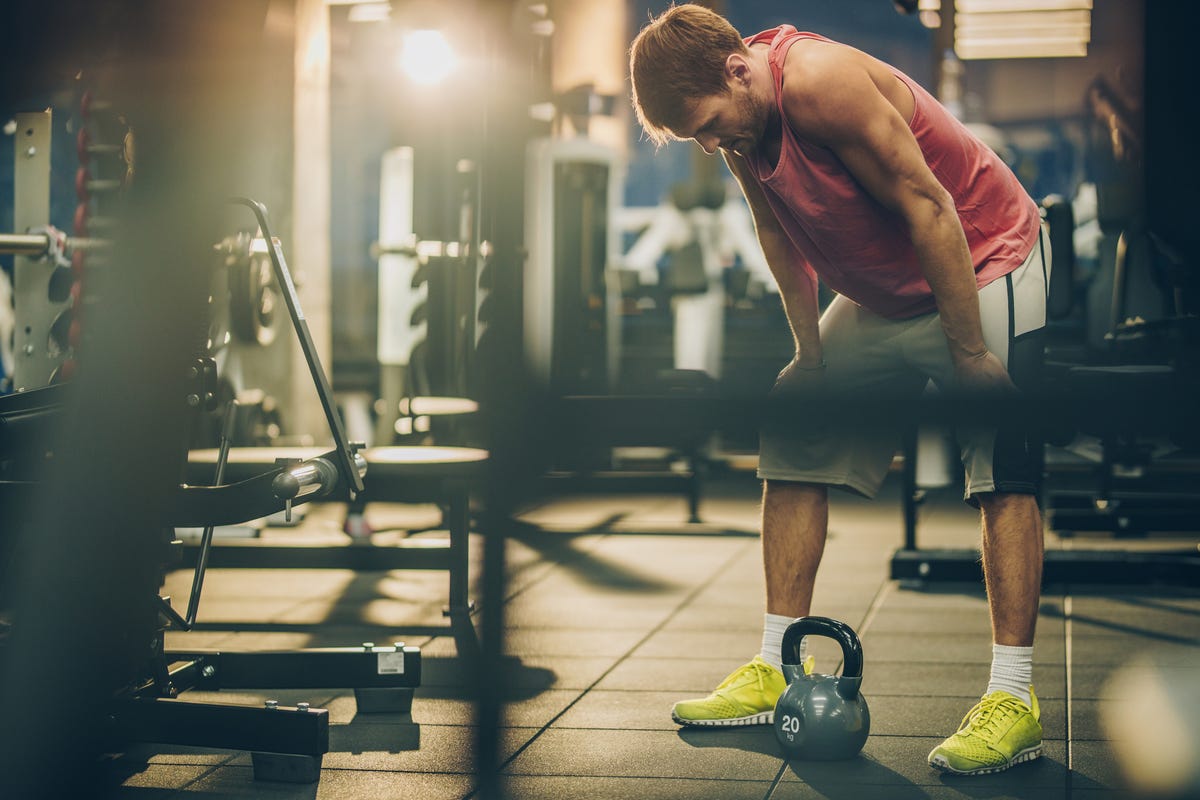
[377,651,406,675]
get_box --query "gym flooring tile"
[319,688,582,729]
[1070,662,1196,698]
[1069,698,1134,742]
[1066,611,1200,642]
[770,785,1071,800]
[110,763,218,794]
[859,630,1068,664]
[163,765,474,800]
[627,627,770,659]
[501,595,682,630]
[164,567,362,601]
[416,626,649,658]
[160,596,311,624]
[414,653,618,692]
[515,549,749,596]
[503,727,784,780]
[550,689,694,731]
[115,743,247,768]
[506,578,696,611]
[881,584,991,609]
[866,604,1018,634]
[316,725,532,773]
[863,661,1068,699]
[1067,633,1200,666]
[1067,740,1125,789]
[662,600,868,632]
[272,595,452,628]
[502,775,774,800]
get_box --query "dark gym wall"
[1144,2,1198,259]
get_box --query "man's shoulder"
[779,37,857,104]
[781,36,857,76]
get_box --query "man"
[629,5,1049,776]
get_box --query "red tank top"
[742,26,1040,319]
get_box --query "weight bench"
[184,445,488,623]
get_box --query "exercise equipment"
[6,110,70,391]
[129,199,415,781]
[773,616,870,761]
[219,232,280,347]
[372,148,481,443]
[2,90,131,395]
[183,444,488,630]
[524,137,622,394]
[1,196,421,785]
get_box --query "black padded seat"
[1064,363,1175,394]
[188,445,487,500]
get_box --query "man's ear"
[725,53,752,87]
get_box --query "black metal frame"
[111,642,421,782]
[890,433,1200,586]
[119,200,425,781]
[175,473,478,627]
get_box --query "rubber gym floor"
[109,470,1200,799]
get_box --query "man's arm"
[722,150,824,368]
[779,41,1010,387]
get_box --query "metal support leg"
[443,487,474,618]
[901,427,921,550]
[686,448,703,524]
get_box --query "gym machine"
[173,149,491,641]
[522,138,719,524]
[0,187,423,781]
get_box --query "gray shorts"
[758,226,1050,502]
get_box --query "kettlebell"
[773,616,870,760]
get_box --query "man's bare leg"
[762,480,829,618]
[978,492,1043,647]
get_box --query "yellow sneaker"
[671,656,793,728]
[928,689,1043,775]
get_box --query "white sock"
[986,643,1033,705]
[760,613,800,672]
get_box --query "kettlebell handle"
[780,616,864,685]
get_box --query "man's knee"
[975,491,1037,512]
[764,479,828,501]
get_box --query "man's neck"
[748,44,782,160]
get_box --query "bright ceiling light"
[951,0,1092,59]
[399,29,457,86]
[958,0,1090,11]
[346,2,389,23]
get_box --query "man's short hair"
[629,4,748,146]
